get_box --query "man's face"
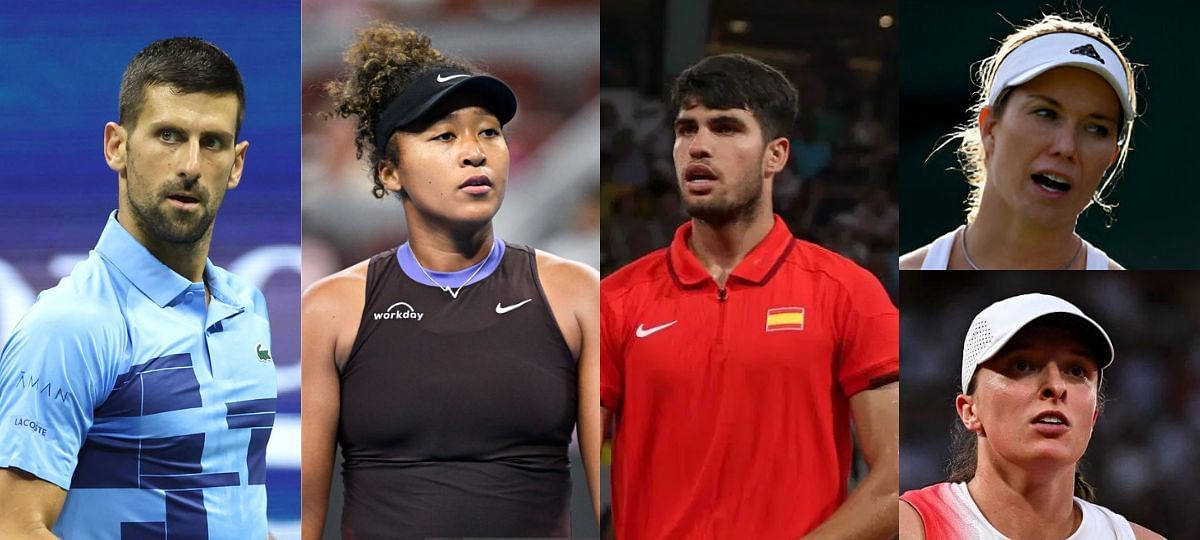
[672,102,772,225]
[107,84,247,246]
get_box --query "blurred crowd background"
[601,0,897,535]
[601,0,899,299]
[902,272,1200,538]
[301,0,600,283]
[299,1,599,537]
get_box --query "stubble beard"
[125,146,219,245]
[681,158,765,226]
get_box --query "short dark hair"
[119,37,245,135]
[670,54,798,142]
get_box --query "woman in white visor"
[899,293,1162,539]
[901,16,1136,270]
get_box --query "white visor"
[961,293,1114,393]
[986,32,1132,127]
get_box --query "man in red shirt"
[601,54,899,539]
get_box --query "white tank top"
[901,482,1136,539]
[919,225,1110,270]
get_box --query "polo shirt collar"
[668,214,795,288]
[94,210,208,308]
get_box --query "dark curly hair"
[326,22,478,199]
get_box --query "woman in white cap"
[899,293,1161,539]
[300,22,600,539]
[900,15,1136,270]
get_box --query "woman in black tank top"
[300,22,601,540]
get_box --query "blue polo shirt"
[0,212,276,539]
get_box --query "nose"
[687,128,712,159]
[1048,124,1078,161]
[461,137,486,167]
[178,140,202,181]
[1039,365,1068,401]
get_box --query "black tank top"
[338,242,576,539]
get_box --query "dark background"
[602,0,898,535]
[602,0,899,295]
[900,0,1200,268]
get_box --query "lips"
[165,192,202,209]
[1031,171,1073,194]
[459,175,493,188]
[684,163,718,182]
[1032,410,1070,426]
[168,193,200,204]
[459,175,493,195]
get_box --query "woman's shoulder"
[899,497,926,540]
[901,226,962,270]
[1079,498,1162,539]
[1130,522,1164,540]
[534,249,600,289]
[899,245,932,270]
[302,260,371,311]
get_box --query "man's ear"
[763,136,790,177]
[228,140,249,190]
[104,122,127,174]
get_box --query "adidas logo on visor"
[1069,44,1104,64]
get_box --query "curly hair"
[941,14,1137,224]
[326,22,477,199]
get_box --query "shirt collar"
[668,214,795,288]
[94,210,206,308]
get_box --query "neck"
[967,455,1081,539]
[405,213,494,272]
[117,212,211,283]
[687,207,774,287]
[960,203,1081,270]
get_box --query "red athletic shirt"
[601,216,899,539]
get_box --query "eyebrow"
[1025,93,1118,124]
[674,114,748,129]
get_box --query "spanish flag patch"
[765,307,805,332]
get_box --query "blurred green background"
[901,1,1198,268]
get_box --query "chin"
[1017,203,1083,230]
[454,208,501,226]
[1022,443,1086,467]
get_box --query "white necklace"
[413,253,488,299]
[960,226,1081,270]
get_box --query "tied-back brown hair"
[326,22,478,199]
[942,14,1137,224]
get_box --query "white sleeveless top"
[919,226,1110,270]
[902,481,1136,539]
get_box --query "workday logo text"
[375,301,425,321]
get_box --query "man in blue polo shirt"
[0,38,275,538]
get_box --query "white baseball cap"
[987,32,1133,127]
[961,293,1114,392]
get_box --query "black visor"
[373,68,517,157]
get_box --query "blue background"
[0,1,301,535]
